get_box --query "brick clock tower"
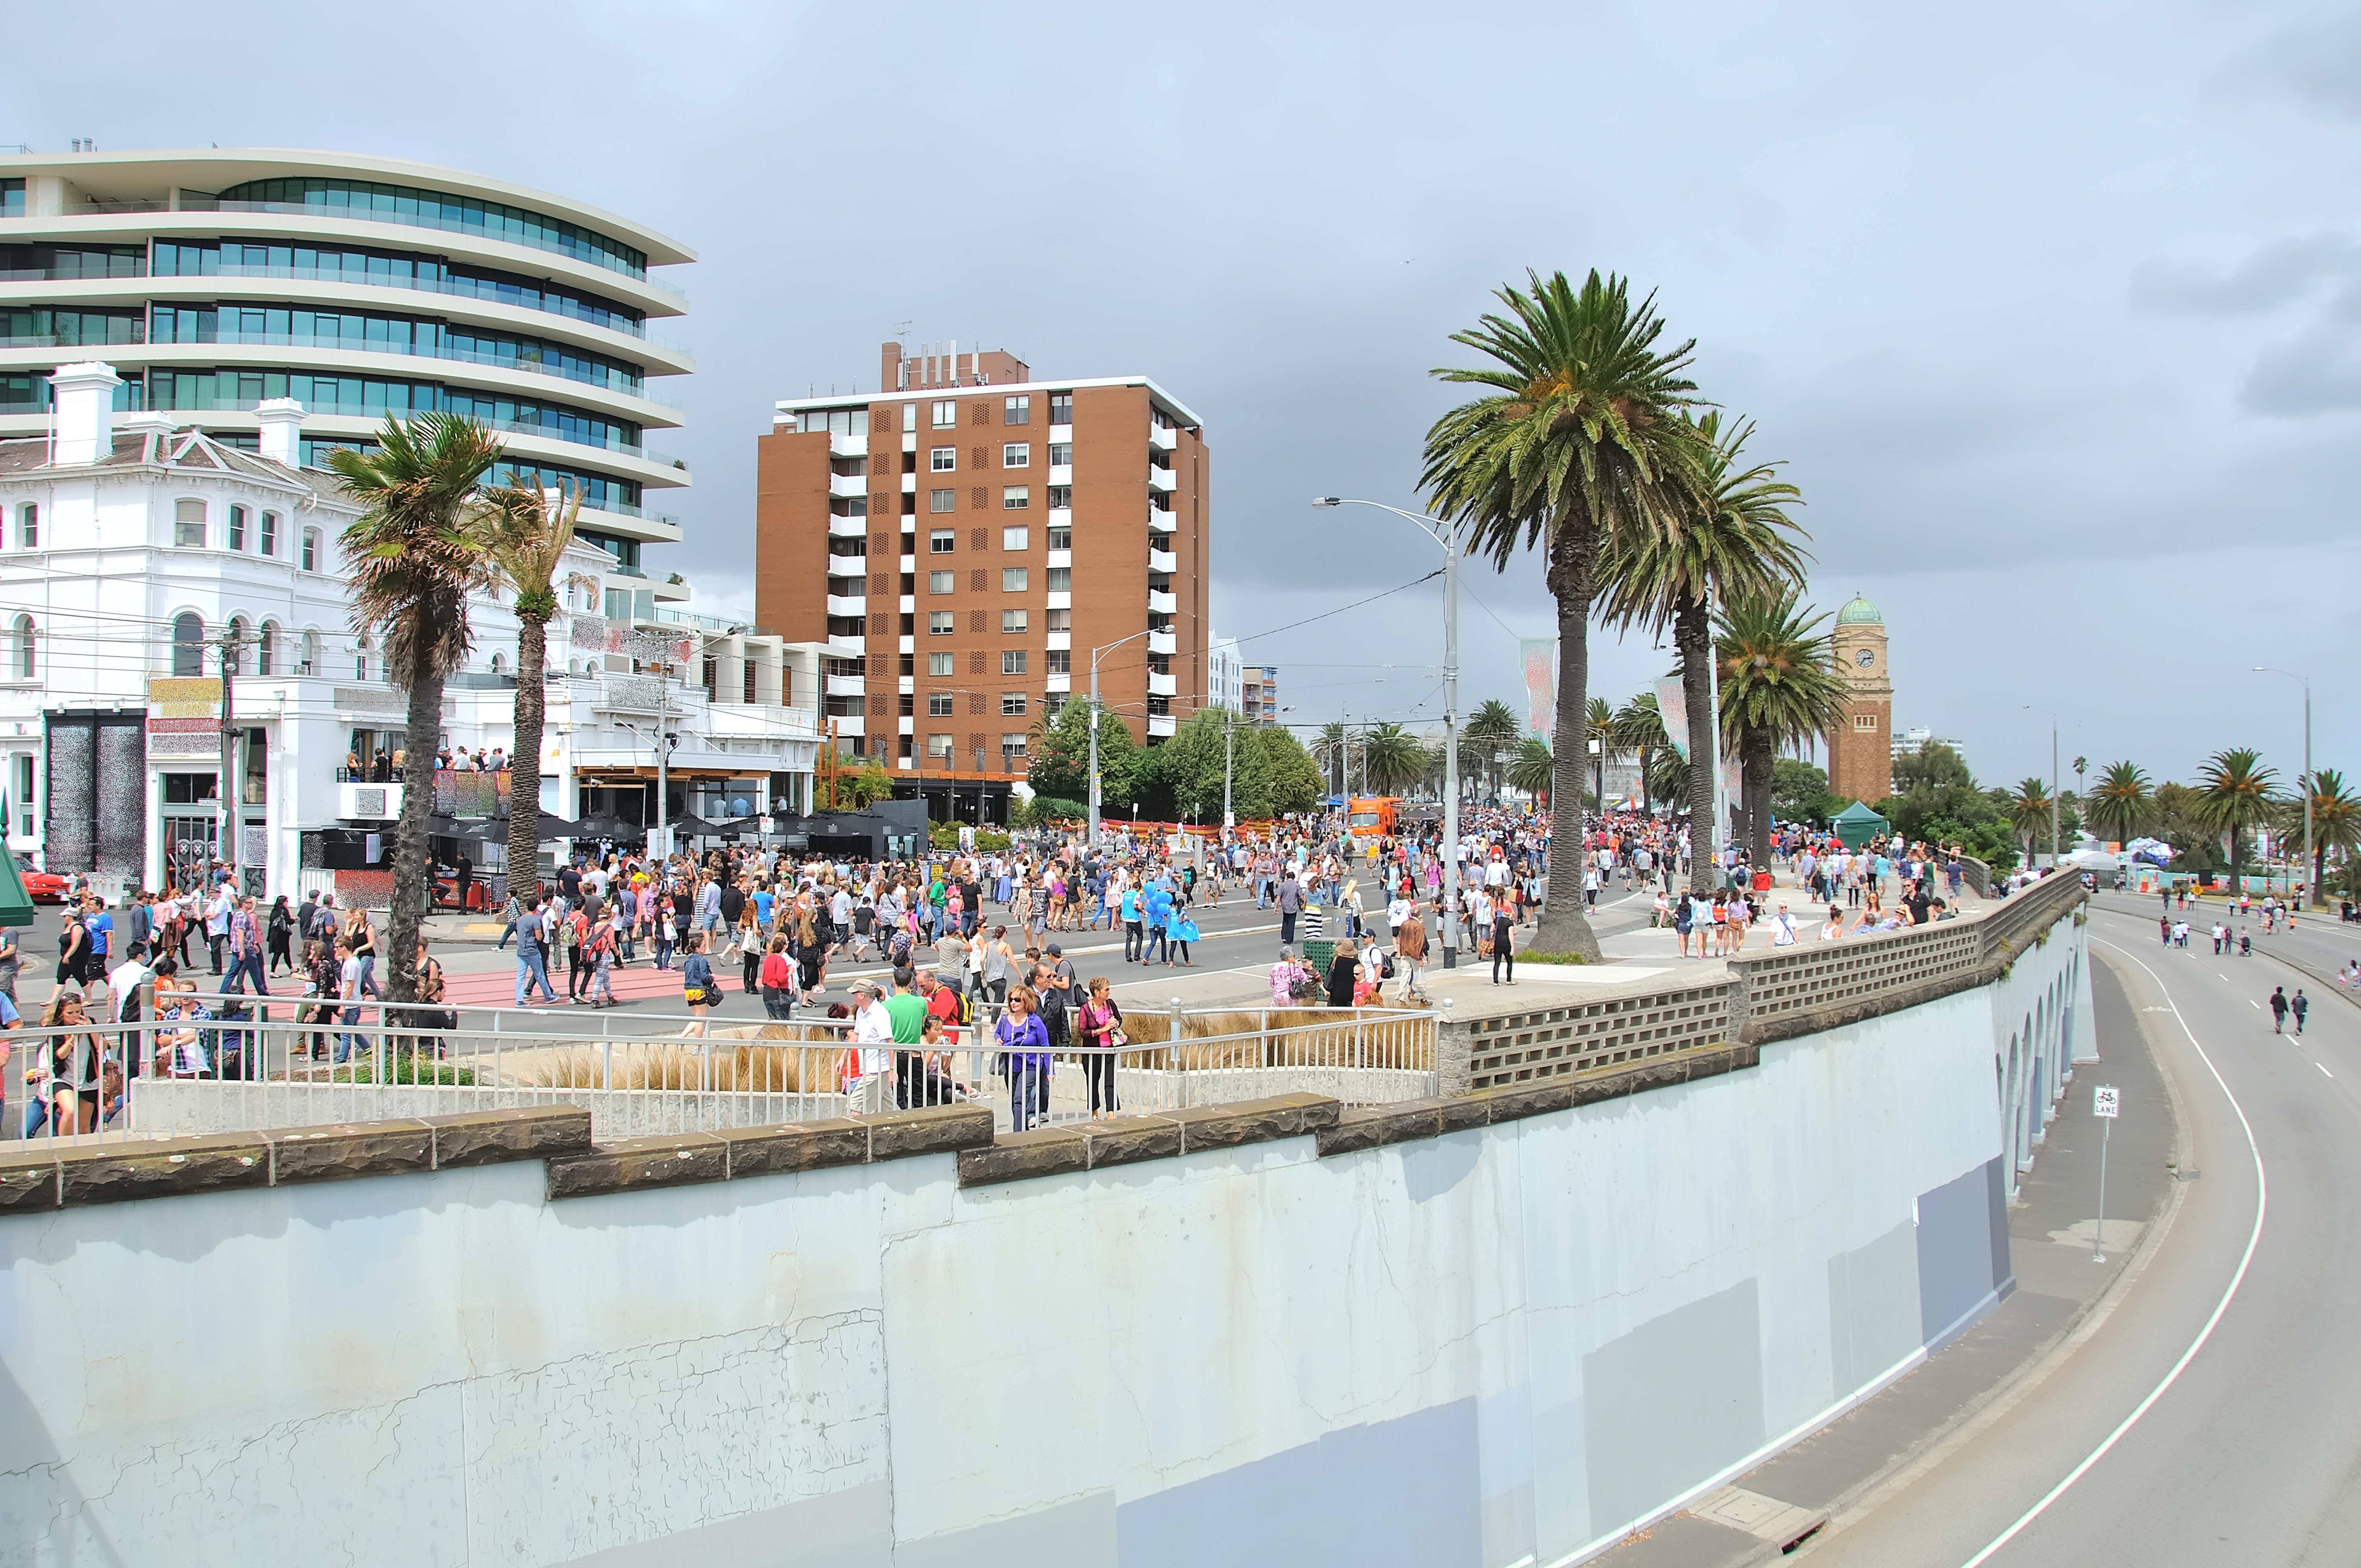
[1827,594,1893,805]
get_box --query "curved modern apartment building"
[0,147,692,579]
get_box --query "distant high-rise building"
[758,344,1210,824]
[1827,594,1893,803]
[1242,664,1278,726]
[1209,633,1243,716]
[1890,725,1966,766]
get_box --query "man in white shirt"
[205,882,235,974]
[848,980,894,1114]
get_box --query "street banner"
[1655,675,1688,761]
[1519,638,1556,737]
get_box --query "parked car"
[13,853,66,902]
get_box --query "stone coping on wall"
[0,1047,1773,1212]
[0,881,2087,1215]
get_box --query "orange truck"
[1345,796,1402,837]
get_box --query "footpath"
[1597,945,2176,1566]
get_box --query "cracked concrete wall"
[3,987,2022,1568]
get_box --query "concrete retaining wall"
[1,909,2090,1568]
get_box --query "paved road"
[1795,894,2361,1566]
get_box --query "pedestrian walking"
[2269,985,2289,1033]
[2291,988,2308,1036]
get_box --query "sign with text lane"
[2094,1085,2121,1119]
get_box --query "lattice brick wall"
[1463,981,1737,1091]
[1734,920,1986,1028]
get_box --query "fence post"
[1171,996,1186,1107]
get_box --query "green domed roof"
[1836,594,1882,625]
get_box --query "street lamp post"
[1315,497,1460,966]
[2023,704,2059,868]
[2256,667,2314,907]
[1088,628,1151,848]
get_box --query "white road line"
[1953,931,2268,1568]
[2320,1063,2334,1079]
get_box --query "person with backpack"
[584,911,619,1008]
[680,931,718,1038]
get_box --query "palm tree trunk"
[1743,725,1775,868]
[505,610,549,910]
[386,659,442,1005]
[1533,522,1602,960]
[1673,597,1716,897]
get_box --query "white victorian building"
[0,367,821,904]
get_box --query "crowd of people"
[2,797,2117,1141]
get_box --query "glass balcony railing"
[142,329,671,404]
[150,263,687,351]
[174,198,648,279]
[142,392,658,459]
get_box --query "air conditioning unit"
[339,782,403,820]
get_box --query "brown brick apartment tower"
[1826,594,1894,806]
[758,344,1209,824]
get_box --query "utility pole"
[653,636,672,859]
[1223,709,1235,832]
[1439,526,1459,968]
[2256,669,2314,907]
[1087,628,1149,847]
[218,623,242,888]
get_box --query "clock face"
[1855,648,1876,669]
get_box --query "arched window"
[15,504,34,549]
[490,652,508,678]
[257,621,278,677]
[11,615,33,680]
[227,617,249,676]
[174,499,206,549]
[299,630,319,676]
[301,527,320,573]
[171,612,205,677]
[355,633,373,682]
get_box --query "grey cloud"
[2130,234,2361,316]
[2240,329,2361,413]
[2228,11,2361,120]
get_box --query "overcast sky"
[19,1,2358,793]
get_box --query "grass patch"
[1518,950,1592,965]
[307,1057,477,1086]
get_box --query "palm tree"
[1715,590,1843,866]
[1423,270,1702,959]
[1596,412,1809,894]
[1362,721,1427,794]
[1584,694,1615,807]
[2010,778,2055,870]
[1507,736,1554,802]
[478,480,582,908]
[1465,698,1522,802]
[2087,761,2150,851]
[2196,748,2278,890]
[2307,768,2361,898]
[329,413,504,1004]
[1311,721,1349,796]
[1611,691,1670,810]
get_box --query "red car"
[14,854,67,903]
